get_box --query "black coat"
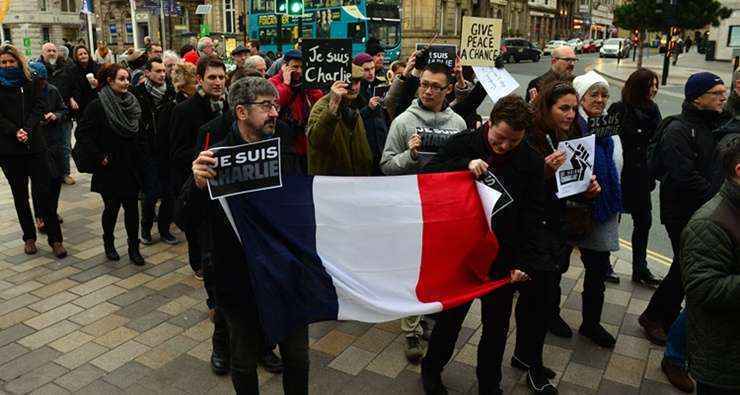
[525,70,557,103]
[40,84,69,179]
[37,57,69,93]
[659,101,726,225]
[359,104,389,176]
[424,127,548,275]
[609,101,662,212]
[132,82,176,158]
[75,99,145,198]
[169,93,223,195]
[0,78,46,157]
[63,60,100,118]
[451,81,487,130]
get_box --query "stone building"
[1,0,84,59]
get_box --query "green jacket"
[682,180,740,389]
[307,95,373,176]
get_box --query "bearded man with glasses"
[526,46,578,103]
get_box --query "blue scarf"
[577,113,622,223]
[0,67,25,88]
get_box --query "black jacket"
[0,78,46,156]
[424,127,547,276]
[75,99,145,198]
[358,104,389,176]
[169,93,224,194]
[451,81,487,130]
[609,101,662,212]
[525,70,557,103]
[132,82,176,158]
[63,60,100,118]
[37,57,68,93]
[659,102,726,225]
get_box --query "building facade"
[1,0,84,59]
[708,0,740,60]
[528,0,557,46]
[576,0,615,40]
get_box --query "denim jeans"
[664,309,686,367]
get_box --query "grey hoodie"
[380,99,466,175]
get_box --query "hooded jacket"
[380,99,466,175]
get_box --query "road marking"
[619,238,673,266]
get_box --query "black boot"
[104,237,119,261]
[128,239,146,266]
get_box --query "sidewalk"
[591,48,735,97]
[0,173,687,394]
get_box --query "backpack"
[647,114,686,183]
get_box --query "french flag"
[222,171,509,344]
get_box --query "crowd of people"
[0,37,738,395]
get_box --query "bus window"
[369,20,400,48]
[347,22,366,43]
[251,0,276,13]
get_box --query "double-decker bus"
[247,0,402,62]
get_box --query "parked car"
[582,39,597,53]
[593,39,604,50]
[501,38,542,63]
[599,38,630,58]
[567,38,584,53]
[543,40,568,55]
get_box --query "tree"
[613,0,731,68]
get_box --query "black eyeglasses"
[245,100,280,113]
[554,57,579,63]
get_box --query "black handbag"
[71,140,98,174]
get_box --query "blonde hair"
[171,61,196,97]
[0,44,31,80]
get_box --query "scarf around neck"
[197,85,224,114]
[577,110,622,223]
[0,67,25,88]
[99,85,142,138]
[145,79,167,106]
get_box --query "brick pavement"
[0,174,688,394]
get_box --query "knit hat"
[28,62,48,80]
[283,49,302,62]
[353,52,373,66]
[572,71,609,100]
[685,72,724,102]
[366,43,384,57]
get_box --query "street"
[480,52,683,276]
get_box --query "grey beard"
[47,57,57,65]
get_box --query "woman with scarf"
[75,63,146,265]
[0,45,67,258]
[64,45,100,120]
[608,68,662,287]
[569,71,623,348]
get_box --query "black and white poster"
[587,113,621,138]
[415,43,457,69]
[416,127,459,155]
[373,84,390,99]
[555,134,596,199]
[479,170,514,216]
[207,138,282,200]
[301,39,352,90]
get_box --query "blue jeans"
[664,309,687,366]
[62,121,72,176]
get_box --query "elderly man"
[198,37,215,58]
[162,50,179,80]
[525,46,577,103]
[231,44,250,69]
[244,55,267,78]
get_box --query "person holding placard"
[191,77,310,395]
[525,46,577,104]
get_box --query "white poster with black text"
[555,134,596,199]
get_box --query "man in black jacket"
[525,46,576,103]
[169,56,226,278]
[133,57,179,246]
[420,95,551,395]
[640,72,728,349]
[191,76,309,395]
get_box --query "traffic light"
[287,0,303,16]
[275,0,287,14]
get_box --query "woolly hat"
[353,52,374,66]
[685,72,724,102]
[572,71,609,99]
[283,49,302,62]
[28,62,48,79]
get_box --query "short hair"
[179,44,195,58]
[96,63,129,88]
[718,136,740,180]
[146,43,162,54]
[245,55,265,69]
[172,61,196,93]
[162,50,179,63]
[249,40,260,50]
[422,62,451,85]
[489,95,533,131]
[228,76,279,114]
[196,55,226,78]
[390,60,405,74]
[197,37,213,52]
[622,68,659,108]
[145,57,164,71]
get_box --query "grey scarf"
[145,79,167,107]
[196,85,224,114]
[99,85,142,138]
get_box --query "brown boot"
[51,242,68,259]
[24,239,38,255]
[639,313,667,346]
[661,357,694,393]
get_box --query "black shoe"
[511,355,556,379]
[259,349,283,374]
[104,238,120,261]
[405,335,424,364]
[128,239,146,266]
[211,352,230,375]
[421,368,448,395]
[548,315,573,338]
[527,368,558,394]
[579,324,616,348]
[140,228,155,245]
[605,273,621,284]
[160,232,181,245]
[632,268,661,288]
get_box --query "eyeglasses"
[246,100,280,113]
[704,90,727,98]
[420,80,449,94]
[554,57,579,64]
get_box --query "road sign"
[196,4,212,14]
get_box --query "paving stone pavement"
[0,174,689,394]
